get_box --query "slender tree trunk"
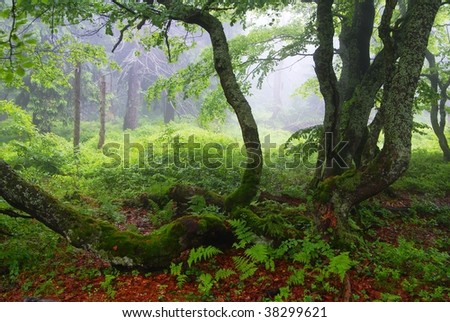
[156,2,263,210]
[73,62,81,150]
[425,50,450,162]
[0,159,233,271]
[271,66,283,121]
[123,62,142,130]
[98,75,106,149]
[163,92,175,123]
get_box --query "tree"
[123,56,143,130]
[424,49,450,162]
[420,6,450,162]
[98,75,107,149]
[73,62,82,150]
[307,0,443,240]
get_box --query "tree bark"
[73,62,81,150]
[424,50,450,162]
[0,159,233,271]
[123,61,142,130]
[338,0,375,103]
[98,75,106,149]
[311,0,341,183]
[164,101,175,124]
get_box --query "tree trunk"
[123,61,142,131]
[271,66,283,121]
[338,0,374,102]
[424,50,450,162]
[156,2,263,210]
[311,0,341,183]
[0,159,233,271]
[73,62,81,150]
[98,75,106,149]
[314,0,441,240]
[164,100,175,124]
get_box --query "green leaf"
[16,66,26,77]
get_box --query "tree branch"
[112,17,138,52]
[6,0,17,64]
[111,0,137,15]
[0,208,33,219]
[164,19,173,62]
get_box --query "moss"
[225,169,260,211]
[314,169,360,203]
[314,176,336,203]
[68,213,231,271]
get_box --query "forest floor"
[2,190,449,302]
[1,124,449,302]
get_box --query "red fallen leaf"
[112,245,118,251]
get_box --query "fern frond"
[169,262,183,276]
[197,273,214,294]
[233,256,257,280]
[245,244,269,263]
[326,252,355,282]
[287,268,306,286]
[274,286,291,301]
[187,245,222,268]
[215,268,236,281]
[228,219,258,249]
[176,274,187,289]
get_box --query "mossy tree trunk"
[311,0,441,240]
[0,159,233,271]
[156,1,263,211]
[311,0,341,184]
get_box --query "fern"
[293,236,334,266]
[244,244,269,263]
[198,273,214,295]
[274,286,291,301]
[233,256,257,280]
[188,195,207,213]
[187,246,222,268]
[326,252,355,282]
[169,262,183,276]
[176,274,188,289]
[273,239,300,258]
[228,219,258,249]
[260,214,292,238]
[287,267,306,286]
[215,268,236,281]
[169,262,187,288]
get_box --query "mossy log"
[168,184,225,214]
[0,159,233,271]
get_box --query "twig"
[6,0,17,63]
[112,17,138,52]
[164,19,173,62]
